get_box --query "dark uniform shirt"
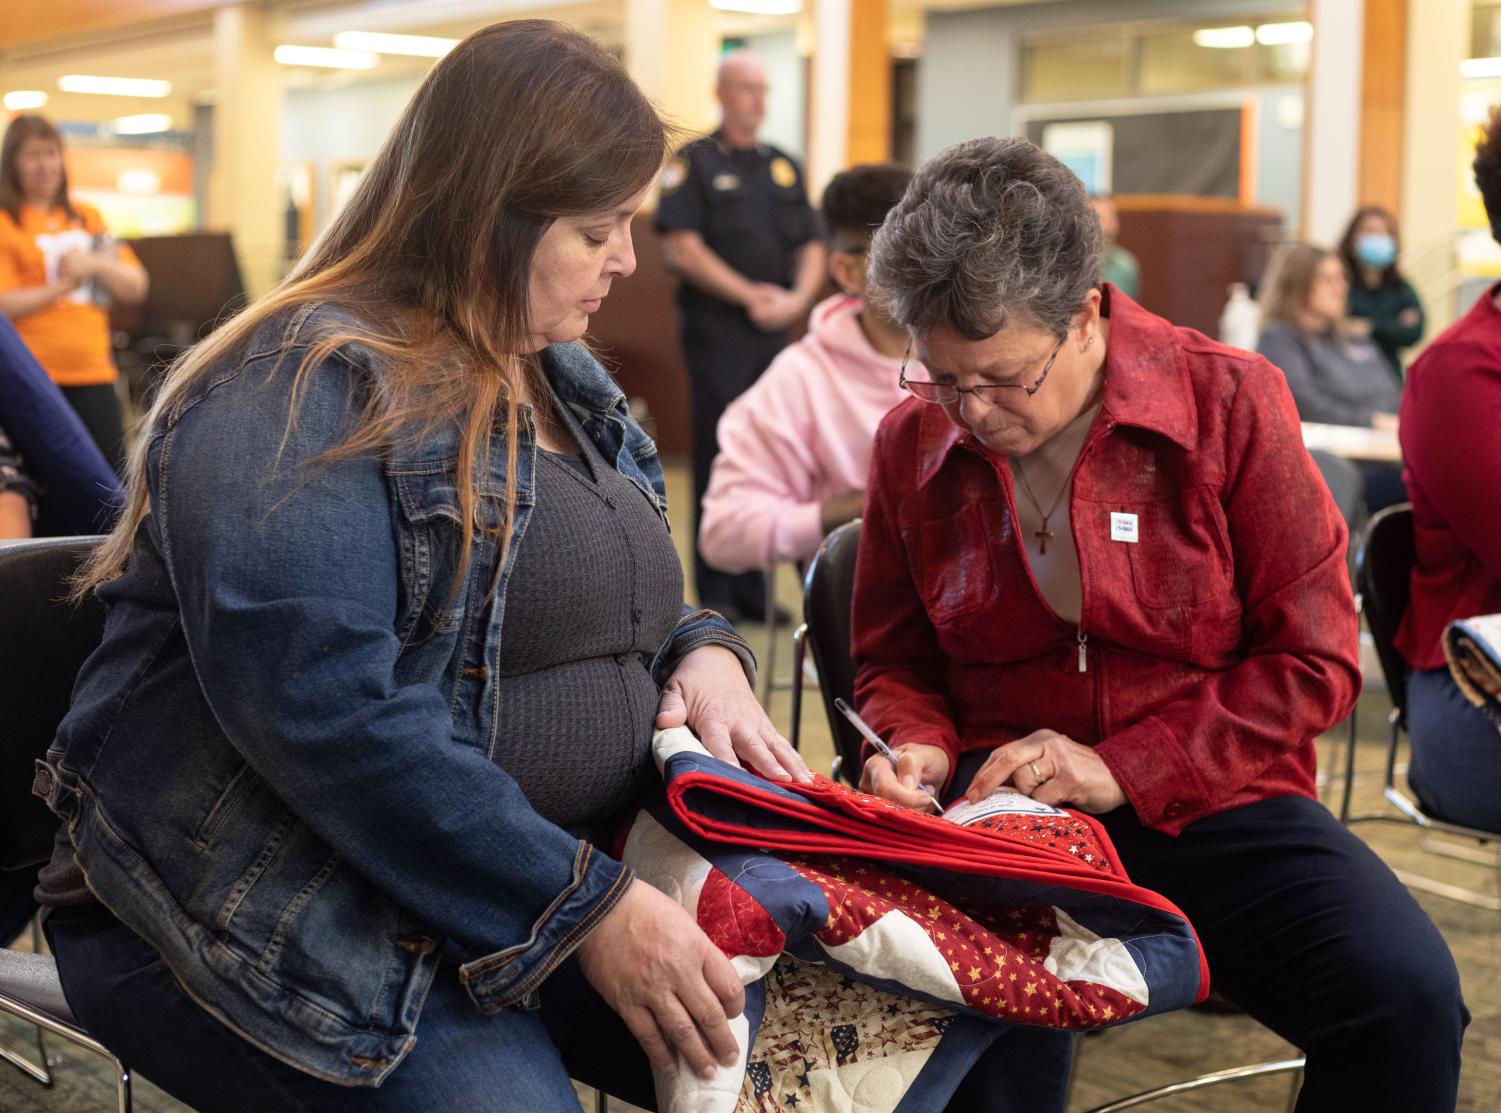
[654,130,819,314]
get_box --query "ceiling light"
[3,90,49,111]
[332,31,458,58]
[1192,26,1255,49]
[273,45,379,70]
[1256,21,1313,46]
[110,113,172,135]
[1461,56,1501,79]
[58,75,172,97]
[708,0,802,14]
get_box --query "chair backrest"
[1355,504,1415,724]
[801,519,864,783]
[0,537,107,870]
[1308,448,1362,530]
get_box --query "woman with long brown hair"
[35,21,804,1110]
[0,114,148,472]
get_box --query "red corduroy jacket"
[852,287,1361,836]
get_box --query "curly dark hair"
[1473,107,1501,244]
[820,163,913,246]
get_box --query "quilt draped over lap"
[618,729,1209,1113]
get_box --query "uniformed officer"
[656,50,826,622]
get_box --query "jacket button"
[604,496,617,509]
[615,654,628,666]
[1165,803,1185,819]
[631,608,643,624]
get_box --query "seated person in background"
[1393,111,1501,833]
[1338,204,1423,382]
[1089,194,1139,299]
[698,163,916,572]
[853,136,1465,1113]
[1256,242,1405,510]
[0,419,37,538]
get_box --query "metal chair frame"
[0,537,134,1109]
[1341,504,1501,910]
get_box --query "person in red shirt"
[853,137,1464,1112]
[1393,111,1501,832]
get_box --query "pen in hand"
[833,698,944,814]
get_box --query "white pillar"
[1303,0,1364,246]
[1400,1,1467,334]
[625,0,719,140]
[210,3,283,299]
[808,0,853,201]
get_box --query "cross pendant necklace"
[1012,449,1087,556]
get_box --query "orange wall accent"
[66,147,194,195]
[0,1,227,48]
[1359,0,1406,217]
[847,0,891,166]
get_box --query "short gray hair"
[868,137,1103,340]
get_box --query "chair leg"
[760,577,779,706]
[1338,704,1359,823]
[789,625,807,753]
[116,1059,133,1113]
[594,1086,608,1113]
[0,1021,54,1086]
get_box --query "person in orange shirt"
[0,115,148,473]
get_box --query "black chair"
[0,536,134,1110]
[1344,504,1501,910]
[789,519,864,782]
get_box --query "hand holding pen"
[834,698,945,814]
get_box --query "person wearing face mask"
[0,115,148,474]
[1338,206,1424,382]
[34,24,810,1111]
[698,163,914,573]
[851,137,1465,1112]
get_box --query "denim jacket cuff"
[656,610,758,688]
[458,842,634,1014]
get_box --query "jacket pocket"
[388,462,467,638]
[1120,488,1233,610]
[902,503,999,623]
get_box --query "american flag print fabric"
[622,729,1208,1113]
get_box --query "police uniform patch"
[712,172,741,191]
[660,157,688,194]
[770,156,797,188]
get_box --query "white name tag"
[1110,512,1139,543]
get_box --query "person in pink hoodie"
[699,164,919,572]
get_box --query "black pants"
[61,381,126,476]
[1097,794,1466,1111]
[680,303,789,612]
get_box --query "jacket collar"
[914,284,1198,489]
[543,341,629,420]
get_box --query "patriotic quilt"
[621,728,1208,1113]
[1443,613,1501,729]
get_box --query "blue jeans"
[46,903,656,1112]
[1407,666,1501,832]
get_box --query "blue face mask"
[1354,232,1397,270]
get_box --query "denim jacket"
[36,303,753,1086]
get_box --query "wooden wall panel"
[0,1,226,48]
[1359,0,1407,217]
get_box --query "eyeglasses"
[899,332,1066,405]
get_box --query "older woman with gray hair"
[851,137,1464,1111]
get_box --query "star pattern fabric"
[623,730,1209,1113]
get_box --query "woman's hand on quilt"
[964,729,1126,812]
[577,879,745,1080]
[657,645,811,783]
[861,742,951,809]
